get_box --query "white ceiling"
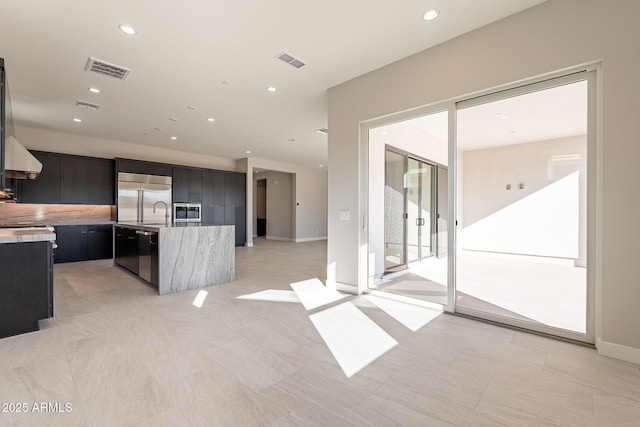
[0,0,545,168]
[373,79,587,156]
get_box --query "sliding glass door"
[385,149,436,271]
[366,69,595,343]
[384,150,406,271]
[455,74,594,341]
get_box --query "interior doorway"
[256,179,267,237]
[252,169,294,242]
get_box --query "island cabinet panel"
[0,241,53,339]
[19,151,114,204]
[54,224,113,263]
[172,166,203,203]
[19,151,62,203]
[116,158,172,177]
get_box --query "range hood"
[4,135,42,179]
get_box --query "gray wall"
[239,157,327,245]
[327,0,640,356]
[254,170,293,241]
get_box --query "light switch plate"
[339,210,350,221]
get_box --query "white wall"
[15,125,237,171]
[327,0,640,356]
[460,136,587,260]
[254,170,293,241]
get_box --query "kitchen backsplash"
[0,204,115,224]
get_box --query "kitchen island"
[114,223,235,295]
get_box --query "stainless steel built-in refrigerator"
[117,172,172,223]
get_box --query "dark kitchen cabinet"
[54,225,88,262]
[54,224,113,263]
[172,166,202,203]
[19,151,114,205]
[0,240,53,339]
[224,172,246,246]
[114,226,139,274]
[202,170,226,224]
[87,224,114,260]
[116,158,172,177]
[61,156,114,204]
[19,151,62,203]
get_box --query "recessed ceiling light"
[422,9,439,21]
[319,164,324,167]
[288,138,295,142]
[245,150,252,154]
[170,136,177,141]
[267,86,277,92]
[88,87,100,94]
[207,118,215,122]
[72,118,82,122]
[222,80,231,85]
[154,127,162,131]
[186,106,196,110]
[169,117,178,122]
[315,128,328,135]
[118,24,137,35]
[495,113,510,119]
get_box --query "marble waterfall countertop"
[115,222,235,295]
[0,228,56,244]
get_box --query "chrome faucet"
[153,201,170,226]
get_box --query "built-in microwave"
[173,203,201,222]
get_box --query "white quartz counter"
[0,229,56,244]
[115,222,235,295]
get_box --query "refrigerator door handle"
[139,189,145,223]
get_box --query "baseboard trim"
[335,282,358,295]
[295,236,327,243]
[266,236,292,242]
[597,338,640,364]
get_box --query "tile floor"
[1,238,640,426]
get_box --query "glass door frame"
[383,145,439,273]
[360,64,599,344]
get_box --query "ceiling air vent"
[76,100,100,110]
[85,57,131,80]
[276,51,306,69]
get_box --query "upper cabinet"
[116,158,172,177]
[19,151,114,205]
[19,151,61,203]
[61,155,114,204]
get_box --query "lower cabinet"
[114,226,139,274]
[54,224,113,263]
[114,226,159,286]
[0,241,54,339]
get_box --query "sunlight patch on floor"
[365,291,443,332]
[309,302,398,378]
[236,289,300,303]
[290,278,348,311]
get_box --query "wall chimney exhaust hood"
[4,135,42,179]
